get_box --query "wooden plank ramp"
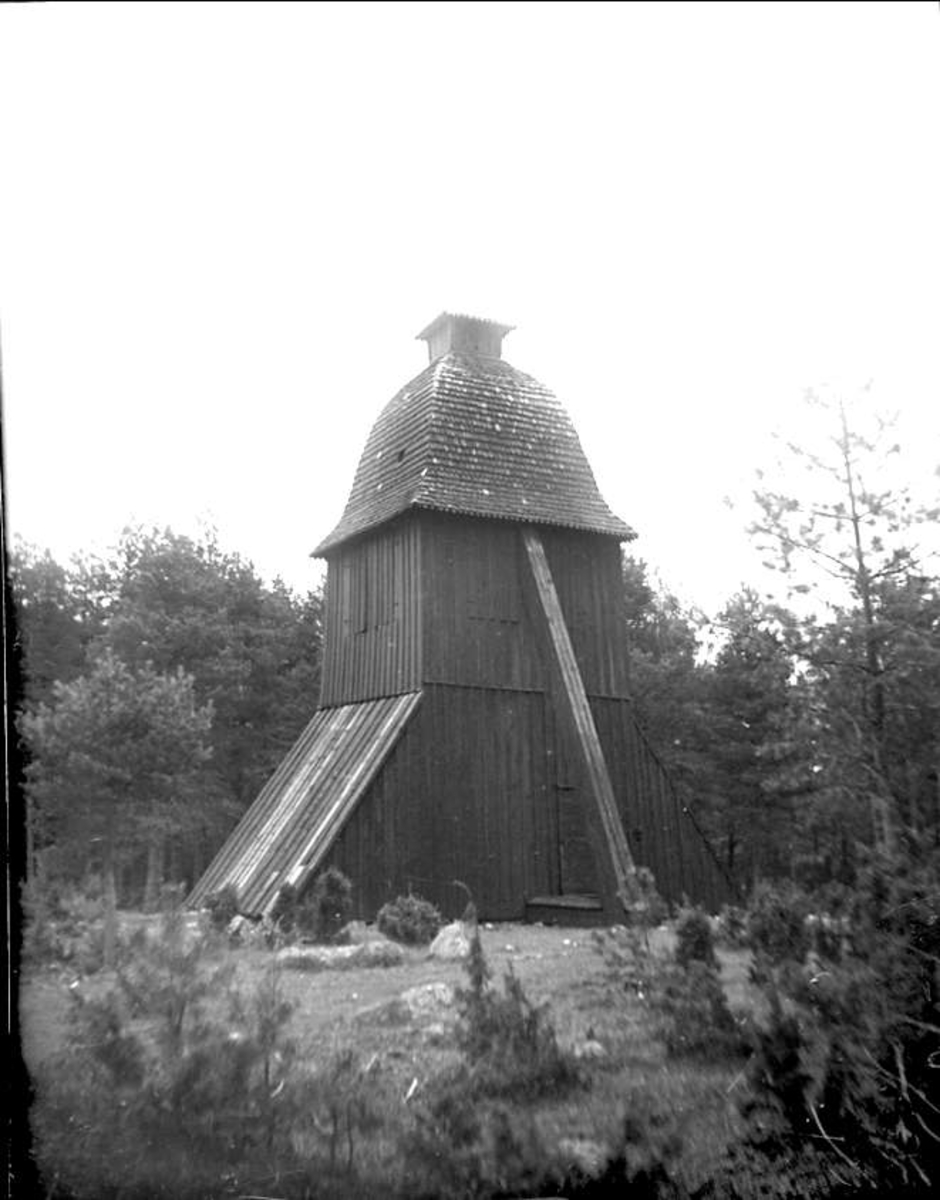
[522,528,637,920]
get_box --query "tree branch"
[808,1100,866,1183]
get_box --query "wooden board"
[522,527,637,919]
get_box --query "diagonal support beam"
[522,528,637,918]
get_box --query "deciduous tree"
[89,526,324,885]
[22,651,212,960]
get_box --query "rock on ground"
[356,980,458,1028]
[399,981,456,1018]
[226,914,274,947]
[571,1038,607,1061]
[277,940,403,972]
[337,920,373,944]
[427,921,471,960]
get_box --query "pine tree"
[749,390,939,858]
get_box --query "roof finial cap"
[416,312,515,363]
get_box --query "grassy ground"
[19,916,756,1195]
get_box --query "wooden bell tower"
[190,314,731,921]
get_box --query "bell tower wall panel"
[420,514,546,692]
[325,683,557,920]
[319,517,423,706]
[539,529,632,700]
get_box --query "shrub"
[21,876,108,974]
[583,1110,688,1198]
[650,960,746,1061]
[295,1048,386,1176]
[714,852,940,1198]
[377,893,443,946]
[21,877,60,969]
[270,880,301,935]
[746,880,811,966]
[674,905,718,970]
[114,907,232,1040]
[202,882,240,931]
[711,988,863,1199]
[714,903,749,948]
[592,924,659,1002]
[403,1091,564,1200]
[454,927,580,1100]
[625,866,670,931]
[271,867,353,943]
[594,918,745,1063]
[310,866,354,941]
[30,910,314,1199]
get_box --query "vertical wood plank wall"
[319,517,423,706]
[541,528,632,699]
[326,685,557,920]
[321,514,633,704]
[590,696,732,910]
[325,688,731,917]
[318,511,731,917]
[421,514,545,692]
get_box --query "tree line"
[10,526,324,927]
[627,391,939,890]
[9,392,939,916]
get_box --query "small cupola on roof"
[417,312,515,362]
[313,313,635,556]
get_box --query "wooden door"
[557,784,597,895]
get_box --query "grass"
[19,914,758,1196]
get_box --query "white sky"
[3,1,939,616]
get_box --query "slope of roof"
[314,352,635,555]
[187,692,422,915]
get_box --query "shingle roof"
[314,351,635,555]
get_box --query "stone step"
[524,894,606,927]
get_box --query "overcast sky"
[3,1,938,615]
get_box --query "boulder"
[360,939,404,967]
[278,944,361,970]
[357,996,411,1025]
[356,981,457,1028]
[428,921,471,961]
[337,920,372,944]
[399,981,456,1019]
[227,914,260,945]
[277,940,403,972]
[572,1038,607,1061]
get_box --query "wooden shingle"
[314,350,635,556]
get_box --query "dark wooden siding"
[321,514,628,703]
[327,684,556,920]
[538,688,605,898]
[590,696,733,910]
[541,528,631,699]
[313,510,731,917]
[421,514,547,692]
[323,688,731,917]
[319,517,422,706]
